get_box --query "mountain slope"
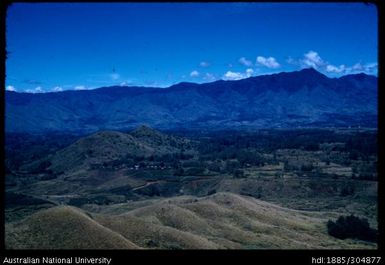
[21,126,190,175]
[5,68,377,132]
[48,130,152,173]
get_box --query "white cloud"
[287,52,324,68]
[199,61,210,67]
[190,70,200,77]
[363,63,378,74]
[6,85,16,92]
[203,73,216,82]
[299,50,377,76]
[52,86,63,92]
[74,85,87,90]
[326,64,346,74]
[345,62,377,75]
[323,61,378,76]
[246,68,254,77]
[239,57,253,67]
[26,86,44,93]
[34,86,43,93]
[352,63,364,71]
[302,51,324,69]
[255,70,281,76]
[256,56,280,68]
[223,71,245,81]
[223,68,256,80]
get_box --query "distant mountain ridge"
[5,68,377,133]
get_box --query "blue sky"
[6,3,378,93]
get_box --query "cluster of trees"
[198,129,376,157]
[327,215,377,243]
[199,147,265,166]
[197,129,360,152]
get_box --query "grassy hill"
[20,126,193,175]
[49,131,152,173]
[5,192,376,249]
[5,206,139,249]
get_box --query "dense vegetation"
[327,215,378,243]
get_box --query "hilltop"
[130,124,191,148]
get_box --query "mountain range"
[5,68,377,133]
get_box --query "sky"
[5,3,378,93]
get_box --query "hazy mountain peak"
[131,125,162,138]
[299,67,319,73]
[172,81,197,87]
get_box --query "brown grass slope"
[96,214,220,249]
[5,206,139,249]
[95,192,376,249]
[5,193,376,249]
